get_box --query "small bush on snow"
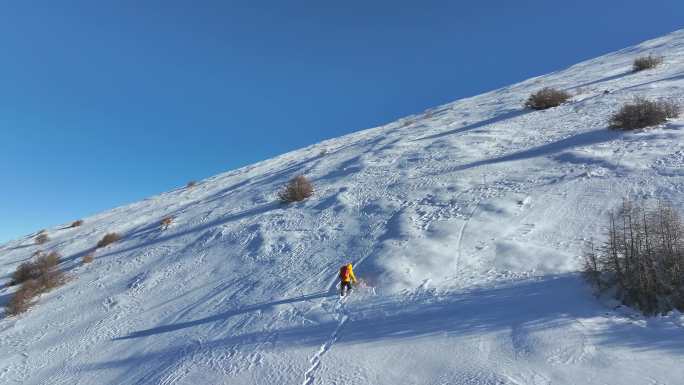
[633,55,663,72]
[10,251,61,286]
[6,279,41,315]
[96,232,121,248]
[6,252,66,315]
[524,87,571,110]
[33,257,65,291]
[35,232,49,245]
[610,98,679,130]
[82,254,94,264]
[278,175,314,203]
[6,272,66,316]
[70,219,84,228]
[160,216,174,230]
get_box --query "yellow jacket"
[340,263,357,283]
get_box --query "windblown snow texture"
[2,30,684,384]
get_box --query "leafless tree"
[583,199,684,314]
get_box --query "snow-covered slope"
[2,30,684,385]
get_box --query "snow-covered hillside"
[2,30,684,385]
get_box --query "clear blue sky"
[1,1,682,243]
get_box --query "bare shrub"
[278,175,314,203]
[583,199,684,315]
[82,254,94,264]
[71,220,84,228]
[34,251,60,278]
[96,233,121,248]
[6,280,40,315]
[633,55,663,72]
[400,118,415,127]
[524,87,571,110]
[582,243,602,291]
[6,273,65,316]
[35,267,65,291]
[35,233,49,245]
[11,263,36,286]
[186,181,197,188]
[610,98,679,130]
[160,216,174,230]
[10,251,61,286]
[6,251,65,315]
[40,251,61,270]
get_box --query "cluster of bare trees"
[584,199,684,314]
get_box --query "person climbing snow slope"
[339,262,357,297]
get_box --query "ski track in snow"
[2,30,684,384]
[456,197,482,273]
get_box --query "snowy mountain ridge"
[2,29,684,384]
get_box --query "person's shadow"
[114,291,335,340]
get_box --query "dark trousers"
[340,281,352,296]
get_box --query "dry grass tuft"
[82,254,94,264]
[71,220,84,228]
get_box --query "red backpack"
[340,265,351,281]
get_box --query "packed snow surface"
[2,30,684,385]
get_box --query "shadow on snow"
[444,129,625,172]
[90,274,684,382]
[571,71,633,90]
[114,291,335,340]
[414,109,532,142]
